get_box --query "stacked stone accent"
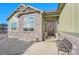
[8,12,42,42]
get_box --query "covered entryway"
[42,12,59,37]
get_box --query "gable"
[7,4,43,21]
[17,5,41,13]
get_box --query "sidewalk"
[22,37,58,55]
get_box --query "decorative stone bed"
[0,35,33,55]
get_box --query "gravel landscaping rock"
[0,35,33,55]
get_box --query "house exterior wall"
[58,3,79,54]
[58,3,79,33]
[8,12,42,42]
[8,13,19,38]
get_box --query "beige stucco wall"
[8,13,19,38]
[8,12,42,42]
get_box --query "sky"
[0,3,58,24]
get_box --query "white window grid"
[23,14,35,32]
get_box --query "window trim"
[11,22,17,31]
[23,14,35,32]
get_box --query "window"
[23,14,35,31]
[11,23,17,30]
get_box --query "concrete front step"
[45,37,57,42]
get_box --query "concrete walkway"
[23,37,58,55]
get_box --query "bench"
[57,38,72,55]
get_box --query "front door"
[47,22,54,36]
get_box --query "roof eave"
[57,3,66,15]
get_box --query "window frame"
[23,14,35,32]
[11,22,17,30]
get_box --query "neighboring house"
[7,4,59,41]
[0,24,8,33]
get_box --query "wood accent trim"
[7,4,42,21]
[57,3,66,15]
